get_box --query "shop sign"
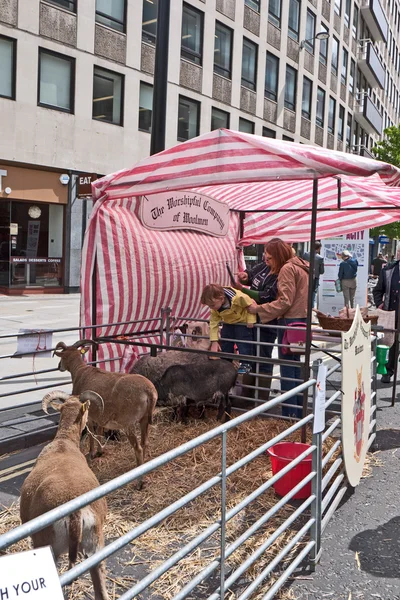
[378,235,390,244]
[77,173,97,198]
[139,191,230,237]
[10,223,18,235]
[10,257,62,264]
[341,306,371,487]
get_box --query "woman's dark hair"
[264,239,293,274]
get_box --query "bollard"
[376,345,390,375]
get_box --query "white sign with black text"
[313,364,327,434]
[139,191,230,237]
[0,547,64,599]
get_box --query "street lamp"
[300,30,330,50]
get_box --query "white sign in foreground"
[0,546,64,599]
[341,306,371,487]
[313,363,327,434]
[140,191,230,237]
[15,329,53,358]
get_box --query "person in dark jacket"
[338,250,358,308]
[373,247,400,383]
[303,241,325,307]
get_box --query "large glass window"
[92,66,123,126]
[268,0,281,27]
[241,38,257,90]
[352,4,359,39]
[142,0,158,44]
[265,52,279,101]
[181,4,203,65]
[349,59,355,94]
[305,10,316,53]
[302,76,312,119]
[346,113,352,146]
[96,0,126,32]
[316,87,325,127]
[38,49,74,113]
[245,0,260,12]
[319,24,328,65]
[214,22,232,78]
[239,117,254,134]
[47,0,76,10]
[341,48,348,85]
[288,0,300,41]
[284,65,297,111]
[331,37,339,76]
[344,0,351,27]
[178,96,200,141]
[338,104,345,140]
[0,36,16,100]
[334,0,341,15]
[328,96,336,134]
[263,127,276,138]
[138,82,153,132]
[211,107,230,130]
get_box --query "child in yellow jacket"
[201,284,256,374]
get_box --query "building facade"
[0,0,398,293]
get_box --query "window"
[93,66,123,125]
[96,0,126,32]
[47,0,76,10]
[334,0,341,15]
[211,107,229,130]
[338,105,345,140]
[138,82,153,132]
[328,97,336,134]
[288,0,300,41]
[341,48,348,85]
[263,127,276,138]
[214,22,232,78]
[316,87,325,127]
[0,35,16,100]
[346,113,352,146]
[282,135,294,141]
[268,0,281,27]
[302,76,312,119]
[352,4,358,39]
[142,0,158,44]
[349,59,355,94]
[305,10,316,53]
[245,0,260,12]
[38,49,74,112]
[344,0,351,27]
[178,96,200,141]
[285,65,297,110]
[331,37,339,76]
[239,117,254,134]
[181,4,203,65]
[241,38,257,90]
[265,52,279,101]
[319,24,328,65]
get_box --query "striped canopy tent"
[81,129,400,370]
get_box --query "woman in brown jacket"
[248,238,309,418]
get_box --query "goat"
[54,340,158,484]
[20,390,109,600]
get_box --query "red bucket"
[267,442,312,500]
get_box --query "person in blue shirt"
[338,250,358,308]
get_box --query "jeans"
[278,317,306,419]
[220,323,254,366]
[255,320,277,377]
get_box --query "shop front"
[0,165,68,294]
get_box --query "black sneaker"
[238,363,252,375]
[381,373,393,384]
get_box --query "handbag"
[335,278,342,293]
[375,309,396,347]
[282,322,307,354]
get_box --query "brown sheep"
[20,390,109,600]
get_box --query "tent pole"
[150,0,171,156]
[91,253,98,364]
[302,178,318,440]
[391,311,399,407]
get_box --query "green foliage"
[370,222,400,239]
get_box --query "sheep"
[20,390,109,600]
[54,340,158,484]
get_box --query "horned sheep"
[54,340,158,482]
[20,390,109,600]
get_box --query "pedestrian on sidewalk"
[373,247,400,384]
[303,241,325,308]
[338,250,358,308]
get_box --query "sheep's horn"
[72,339,98,349]
[54,341,67,357]
[80,390,104,413]
[42,390,70,414]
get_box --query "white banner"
[139,191,230,237]
[319,230,369,316]
[341,306,371,487]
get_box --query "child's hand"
[247,323,254,328]
[247,302,259,314]
[209,341,221,359]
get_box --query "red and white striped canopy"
[82,130,400,371]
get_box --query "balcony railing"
[354,93,383,135]
[357,39,385,89]
[352,144,375,159]
[360,0,388,42]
